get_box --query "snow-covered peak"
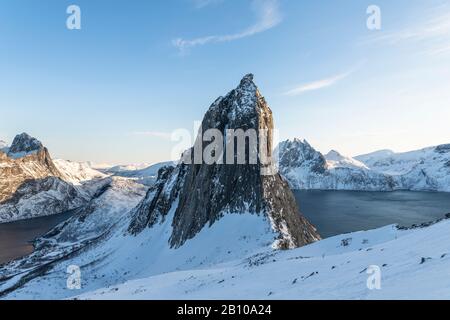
[324,150,344,161]
[106,163,153,173]
[238,73,256,89]
[7,133,43,158]
[355,149,395,164]
[207,73,259,124]
[53,159,107,185]
[277,139,327,174]
[325,150,369,170]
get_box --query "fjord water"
[1,191,449,265]
[0,211,73,264]
[294,190,450,238]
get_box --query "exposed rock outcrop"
[8,133,43,156]
[130,74,320,249]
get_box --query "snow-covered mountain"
[53,159,107,185]
[325,150,369,170]
[277,139,394,191]
[278,139,450,192]
[0,133,87,223]
[355,145,450,191]
[103,161,174,186]
[0,74,320,298]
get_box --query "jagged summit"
[277,139,327,175]
[239,73,255,87]
[207,73,260,125]
[8,132,43,156]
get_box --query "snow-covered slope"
[356,145,450,191]
[54,159,107,185]
[104,161,174,186]
[74,216,450,300]
[278,139,450,192]
[106,163,152,173]
[3,209,449,299]
[325,150,369,170]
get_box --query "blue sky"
[1,0,449,164]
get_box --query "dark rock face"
[8,133,43,155]
[435,144,450,154]
[278,139,327,175]
[129,165,186,234]
[129,74,320,249]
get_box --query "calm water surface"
[0,211,73,265]
[294,190,450,238]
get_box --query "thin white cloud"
[131,131,172,140]
[362,6,450,57]
[284,70,353,96]
[191,0,223,9]
[173,0,282,53]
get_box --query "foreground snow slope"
[76,218,450,300]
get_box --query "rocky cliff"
[130,74,320,248]
[0,133,86,222]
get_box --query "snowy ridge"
[355,145,450,191]
[278,139,450,192]
[325,150,369,170]
[104,161,174,186]
[54,159,107,185]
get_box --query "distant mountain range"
[0,134,175,224]
[277,138,450,192]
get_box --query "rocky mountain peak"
[8,133,43,156]
[238,73,255,89]
[130,74,320,249]
[278,139,327,175]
